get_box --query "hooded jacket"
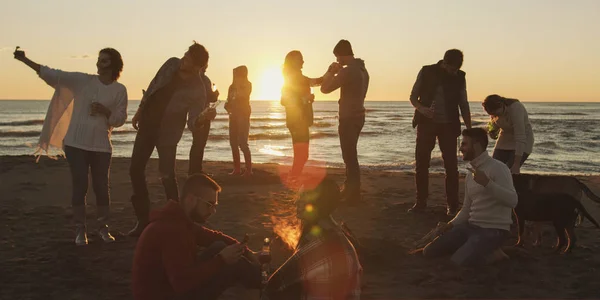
[131,200,238,300]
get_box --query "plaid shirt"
[265,225,362,300]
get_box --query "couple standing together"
[281,39,370,203]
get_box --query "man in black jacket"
[409,49,472,216]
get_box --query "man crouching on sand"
[264,178,362,299]
[422,128,517,266]
[131,174,261,300]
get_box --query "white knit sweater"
[450,152,518,231]
[39,66,128,153]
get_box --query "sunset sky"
[1,0,599,102]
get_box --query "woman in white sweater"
[483,95,534,174]
[14,48,128,246]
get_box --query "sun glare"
[257,67,284,101]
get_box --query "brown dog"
[512,174,600,246]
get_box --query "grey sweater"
[321,59,370,120]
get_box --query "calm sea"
[1,100,599,175]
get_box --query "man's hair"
[181,174,222,198]
[333,39,354,57]
[99,48,123,81]
[303,177,342,219]
[188,41,209,68]
[462,128,488,149]
[443,49,464,69]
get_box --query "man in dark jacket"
[131,174,261,300]
[409,49,472,216]
[321,40,370,202]
[189,64,220,176]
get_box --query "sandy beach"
[1,155,600,300]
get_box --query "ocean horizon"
[1,100,599,176]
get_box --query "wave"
[530,112,588,116]
[0,119,45,126]
[535,141,560,149]
[250,122,334,130]
[0,131,40,137]
[0,129,138,138]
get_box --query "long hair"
[482,94,519,115]
[282,50,303,80]
[99,48,123,81]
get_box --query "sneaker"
[408,203,427,213]
[75,225,88,246]
[98,225,116,243]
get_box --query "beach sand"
[1,155,600,299]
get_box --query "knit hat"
[333,39,354,57]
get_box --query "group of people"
[13,40,537,298]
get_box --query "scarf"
[32,76,74,162]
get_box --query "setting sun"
[256,67,284,101]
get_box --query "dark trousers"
[492,149,530,167]
[229,114,252,169]
[339,116,365,190]
[178,241,262,300]
[129,129,178,221]
[415,122,459,208]
[64,145,112,207]
[189,121,211,175]
[289,126,310,176]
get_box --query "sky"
[1,0,599,102]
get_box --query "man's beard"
[191,213,206,223]
[462,150,475,161]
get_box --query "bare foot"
[229,169,241,175]
[242,169,253,177]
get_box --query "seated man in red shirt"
[132,174,261,300]
[264,178,362,300]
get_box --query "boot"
[73,205,88,246]
[97,205,115,243]
[128,195,149,237]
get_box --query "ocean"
[1,100,599,175]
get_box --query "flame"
[271,215,301,250]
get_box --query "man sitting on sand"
[265,178,362,299]
[422,128,517,266]
[131,174,261,300]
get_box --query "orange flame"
[271,215,301,250]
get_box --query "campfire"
[271,215,301,250]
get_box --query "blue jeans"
[492,149,530,168]
[64,145,112,207]
[423,223,508,266]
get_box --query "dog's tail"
[574,200,600,228]
[576,178,600,204]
